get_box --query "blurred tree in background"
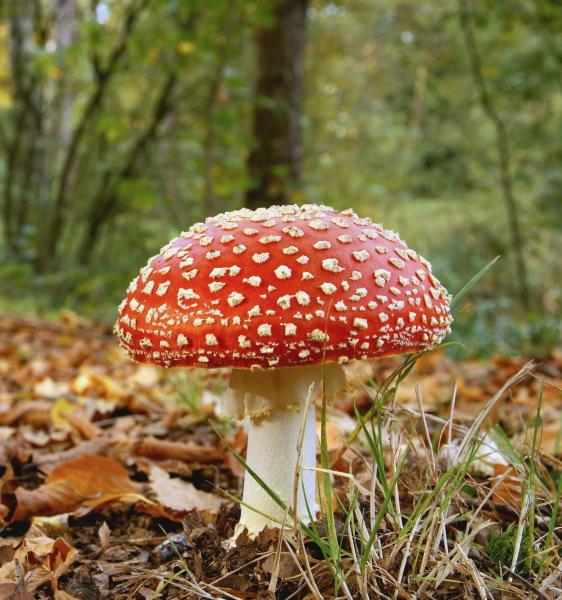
[0,0,561,356]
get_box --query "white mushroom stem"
[227,363,345,538]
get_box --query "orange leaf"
[491,464,522,509]
[11,455,143,522]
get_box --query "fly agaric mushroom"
[115,204,452,538]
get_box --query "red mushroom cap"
[115,205,452,369]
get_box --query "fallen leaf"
[55,590,81,600]
[135,436,225,464]
[21,428,51,446]
[34,378,70,398]
[64,411,102,439]
[0,523,77,594]
[72,368,126,399]
[131,365,161,387]
[0,400,51,426]
[262,551,299,579]
[50,398,78,430]
[33,438,108,474]
[491,464,522,509]
[147,464,222,516]
[11,455,144,522]
[225,426,247,478]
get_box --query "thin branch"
[77,71,177,263]
[43,0,150,266]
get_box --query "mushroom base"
[227,363,345,539]
[236,394,316,538]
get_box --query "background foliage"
[1,0,561,357]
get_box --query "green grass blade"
[450,255,501,311]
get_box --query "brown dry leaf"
[135,435,225,464]
[0,400,52,426]
[491,464,522,509]
[225,425,247,478]
[538,420,562,455]
[147,464,222,516]
[0,536,18,564]
[33,438,108,474]
[55,590,81,600]
[0,523,77,595]
[64,411,103,439]
[262,551,299,579]
[11,455,144,522]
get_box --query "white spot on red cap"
[277,295,292,309]
[260,234,281,244]
[178,288,199,302]
[353,318,368,330]
[252,252,270,264]
[210,267,228,278]
[274,265,292,279]
[320,282,337,295]
[156,281,171,296]
[313,240,331,250]
[244,276,262,287]
[227,291,245,307]
[182,269,198,281]
[309,219,328,231]
[248,305,261,318]
[285,323,297,336]
[322,258,344,273]
[352,251,369,262]
[295,291,310,305]
[238,335,251,348]
[283,225,304,238]
[205,333,218,346]
[309,329,328,342]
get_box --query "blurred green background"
[1,0,561,357]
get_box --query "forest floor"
[1,312,562,599]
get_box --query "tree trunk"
[245,0,308,210]
[458,0,531,310]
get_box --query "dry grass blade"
[457,361,535,458]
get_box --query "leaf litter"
[0,312,562,598]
